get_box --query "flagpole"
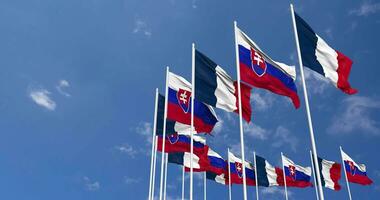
[233,20,248,200]
[253,151,259,200]
[149,88,159,200]
[164,153,168,200]
[159,67,170,200]
[182,165,185,200]
[190,42,195,200]
[152,135,158,200]
[204,141,207,200]
[281,153,288,200]
[340,146,352,200]
[309,150,320,200]
[228,148,232,200]
[290,4,325,200]
[204,172,207,200]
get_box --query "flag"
[341,149,373,185]
[195,49,252,122]
[156,94,191,136]
[157,133,208,155]
[255,155,280,187]
[207,172,228,185]
[281,155,312,187]
[185,147,226,174]
[317,156,342,190]
[168,151,209,171]
[236,27,300,108]
[228,151,256,186]
[167,72,218,134]
[294,12,357,95]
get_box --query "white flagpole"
[340,146,353,200]
[164,153,168,200]
[190,42,195,200]
[290,4,325,200]
[204,140,207,200]
[281,153,288,200]
[182,165,185,200]
[233,20,248,200]
[149,88,159,200]
[228,148,232,200]
[253,152,259,200]
[159,67,170,200]
[309,150,320,200]
[204,172,207,200]
[151,135,158,200]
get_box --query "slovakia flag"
[236,27,300,108]
[341,149,373,185]
[228,151,256,186]
[157,133,208,155]
[280,155,312,188]
[167,72,218,134]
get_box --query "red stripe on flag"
[336,51,358,95]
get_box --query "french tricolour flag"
[167,72,218,134]
[236,27,300,108]
[168,151,209,171]
[317,156,342,190]
[228,151,256,186]
[294,12,357,95]
[195,49,252,122]
[255,155,281,187]
[206,172,228,185]
[341,149,373,185]
[281,155,312,188]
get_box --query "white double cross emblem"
[253,52,264,66]
[179,91,188,104]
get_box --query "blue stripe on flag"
[195,50,218,107]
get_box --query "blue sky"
[0,0,379,199]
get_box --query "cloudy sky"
[0,0,379,199]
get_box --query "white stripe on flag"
[315,34,339,86]
[215,65,237,112]
[320,159,337,190]
[341,150,367,172]
[265,160,279,186]
[183,152,201,169]
[282,155,311,176]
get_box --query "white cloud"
[133,19,152,37]
[302,67,330,95]
[261,187,293,197]
[244,123,269,140]
[29,88,56,111]
[115,143,138,158]
[251,92,275,111]
[213,118,224,135]
[350,1,380,16]
[124,177,141,184]
[328,96,380,135]
[271,126,298,152]
[324,28,333,39]
[56,79,71,97]
[136,122,153,143]
[191,0,197,9]
[83,176,100,191]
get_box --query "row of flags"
[157,133,373,190]
[148,5,368,200]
